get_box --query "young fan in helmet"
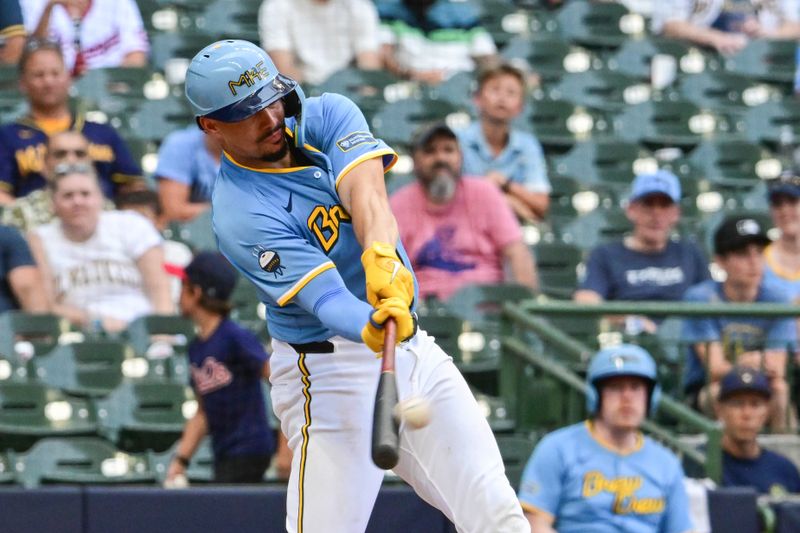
[518,344,694,533]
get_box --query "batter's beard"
[259,139,289,162]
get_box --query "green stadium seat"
[0,452,15,484]
[502,35,598,85]
[96,381,193,453]
[15,436,155,488]
[613,100,730,149]
[125,314,194,357]
[472,387,515,433]
[149,439,214,484]
[678,71,784,113]
[174,208,215,252]
[28,341,135,397]
[555,0,644,49]
[149,32,214,72]
[0,312,68,363]
[725,39,797,84]
[688,140,773,190]
[309,68,398,122]
[525,99,609,151]
[476,0,529,48]
[72,67,162,113]
[0,382,97,451]
[445,283,536,327]
[495,433,536,491]
[743,101,800,147]
[126,97,194,142]
[533,242,582,299]
[549,70,648,112]
[551,139,653,187]
[608,37,719,80]
[370,98,466,150]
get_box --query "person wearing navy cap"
[764,172,800,303]
[718,367,800,495]
[167,250,290,484]
[574,170,710,333]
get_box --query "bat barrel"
[372,318,399,469]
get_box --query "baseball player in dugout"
[184,40,528,532]
[518,344,694,533]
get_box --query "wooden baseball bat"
[371,318,399,470]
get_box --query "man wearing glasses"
[0,38,142,205]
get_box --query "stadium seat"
[678,71,784,113]
[28,341,134,397]
[555,0,644,49]
[495,433,537,491]
[471,387,515,433]
[551,139,653,187]
[15,436,155,488]
[125,315,194,358]
[688,140,773,190]
[0,312,68,363]
[613,100,730,149]
[548,70,648,112]
[200,0,261,41]
[125,97,194,142]
[0,382,97,451]
[743,101,800,147]
[524,99,609,151]
[532,242,582,299]
[149,32,214,72]
[502,35,598,85]
[72,67,161,113]
[309,68,399,122]
[725,38,797,84]
[96,382,193,453]
[0,452,15,485]
[174,208,216,252]
[608,37,719,80]
[370,98,467,150]
[149,439,214,484]
[445,283,537,327]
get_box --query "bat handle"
[381,318,397,372]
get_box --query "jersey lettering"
[581,471,665,515]
[307,204,351,253]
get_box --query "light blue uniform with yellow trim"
[518,421,693,533]
[212,92,417,344]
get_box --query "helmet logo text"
[228,61,269,96]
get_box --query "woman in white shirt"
[28,164,172,332]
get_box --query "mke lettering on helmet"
[228,61,269,96]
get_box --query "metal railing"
[502,301,732,482]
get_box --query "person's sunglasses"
[52,162,93,177]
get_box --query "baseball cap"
[411,122,457,152]
[628,170,681,203]
[767,172,800,203]
[719,366,771,401]
[182,251,238,301]
[713,215,771,255]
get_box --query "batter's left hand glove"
[361,296,416,353]
[361,242,415,308]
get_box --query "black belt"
[288,340,335,354]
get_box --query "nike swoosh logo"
[283,191,293,213]
[389,261,401,283]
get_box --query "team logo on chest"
[307,204,351,253]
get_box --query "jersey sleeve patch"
[336,131,377,152]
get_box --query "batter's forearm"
[352,193,399,250]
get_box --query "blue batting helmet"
[585,344,661,416]
[184,39,306,146]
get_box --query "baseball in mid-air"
[394,396,432,429]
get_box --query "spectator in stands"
[574,170,709,333]
[0,0,25,65]
[379,0,498,84]
[718,366,800,495]
[682,215,796,432]
[167,251,290,484]
[519,344,694,533]
[764,173,800,302]
[27,165,172,333]
[0,222,48,314]
[390,122,537,302]
[155,125,221,224]
[653,0,800,56]
[21,0,149,77]
[257,0,382,86]
[0,38,143,205]
[458,63,550,222]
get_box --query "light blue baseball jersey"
[518,421,693,533]
[212,93,417,344]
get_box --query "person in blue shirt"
[518,344,694,533]
[763,172,800,302]
[183,40,528,532]
[682,215,796,432]
[155,125,222,224]
[458,62,550,221]
[575,170,709,333]
[0,0,25,64]
[718,366,800,495]
[167,251,289,484]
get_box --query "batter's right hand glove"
[361,242,415,308]
[361,296,416,353]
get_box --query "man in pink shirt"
[390,122,538,302]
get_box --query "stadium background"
[2,0,800,531]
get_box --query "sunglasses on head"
[52,162,93,177]
[23,37,61,53]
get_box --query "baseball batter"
[184,40,528,533]
[518,344,694,533]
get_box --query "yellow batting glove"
[361,242,415,308]
[361,297,416,353]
